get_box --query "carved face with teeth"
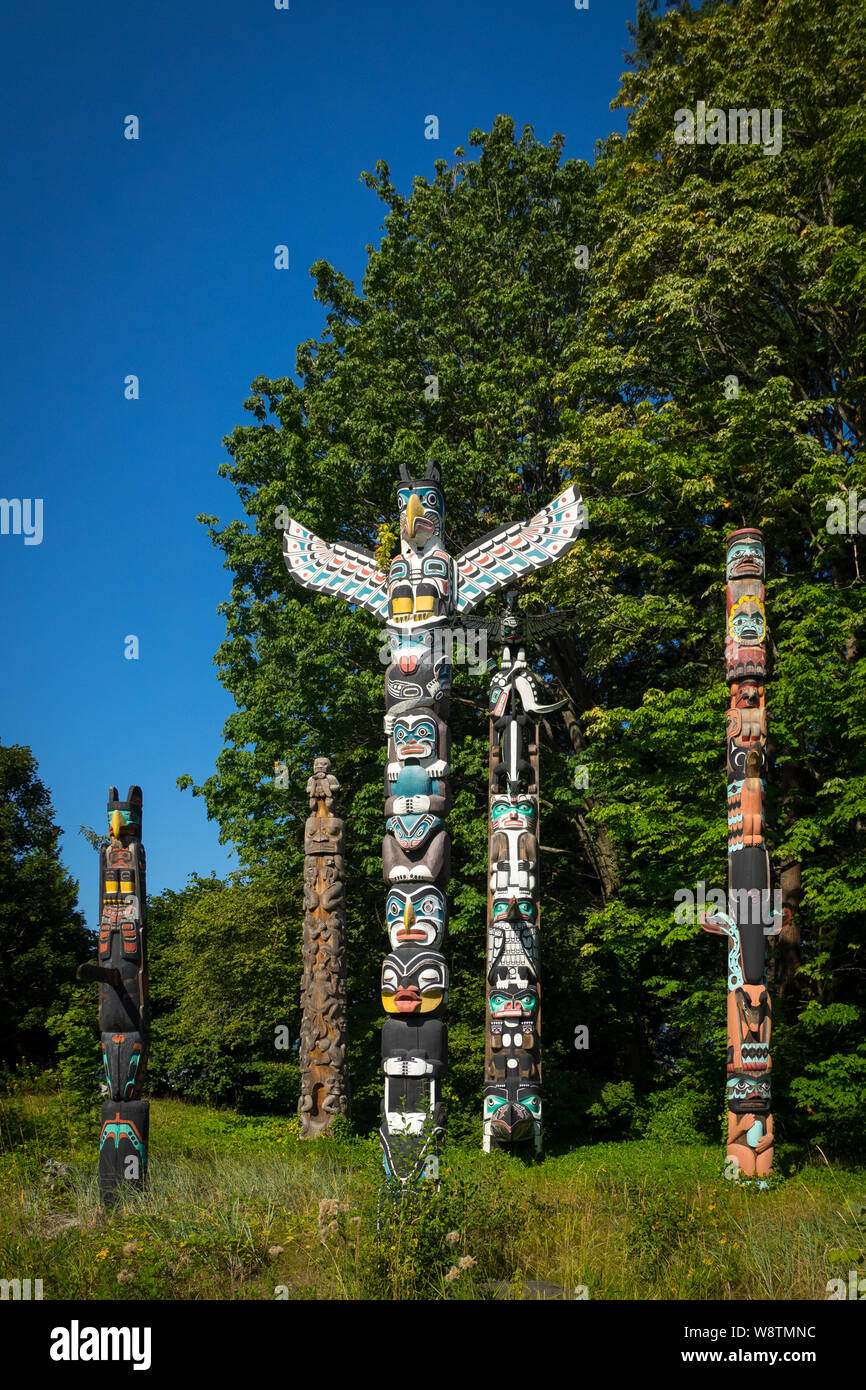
[490,796,536,832]
[385,886,447,950]
[726,1073,771,1114]
[726,531,764,582]
[381,949,449,1015]
[728,595,766,648]
[488,985,538,1019]
[391,713,441,763]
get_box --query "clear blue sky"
[0,0,635,928]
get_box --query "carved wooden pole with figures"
[280,460,586,1186]
[299,757,349,1137]
[702,530,781,1184]
[466,594,576,1152]
[76,785,150,1204]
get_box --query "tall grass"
[1,1092,863,1300]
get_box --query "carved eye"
[523,1096,541,1115]
[418,969,442,991]
[425,491,439,507]
[386,898,401,919]
[382,967,399,991]
[420,896,439,917]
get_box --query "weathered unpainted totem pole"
[299,757,349,1136]
[281,461,585,1186]
[77,785,150,1204]
[702,530,781,1182]
[469,595,575,1152]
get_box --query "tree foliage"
[174,0,865,1155]
[0,742,90,1066]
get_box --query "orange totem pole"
[702,530,781,1184]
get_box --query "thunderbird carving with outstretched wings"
[281,482,587,620]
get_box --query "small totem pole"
[468,595,574,1151]
[702,530,781,1182]
[77,785,150,1204]
[299,757,349,1136]
[280,461,585,1186]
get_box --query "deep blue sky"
[0,0,635,928]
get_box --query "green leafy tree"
[0,742,90,1067]
[149,873,302,1113]
[182,118,601,1134]
[182,0,865,1153]
[551,0,866,1150]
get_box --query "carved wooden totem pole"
[77,785,150,1204]
[467,596,575,1151]
[281,460,585,1186]
[702,530,781,1183]
[299,756,349,1136]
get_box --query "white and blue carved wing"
[455,485,587,615]
[282,517,389,620]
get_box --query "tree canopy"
[172,0,864,1154]
[0,741,90,1066]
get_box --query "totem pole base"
[98,1099,149,1205]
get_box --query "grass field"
[2,1089,864,1301]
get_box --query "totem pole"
[281,460,586,1186]
[466,596,575,1151]
[77,785,149,1204]
[299,756,349,1136]
[702,530,781,1182]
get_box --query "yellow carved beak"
[110,810,124,839]
[404,900,416,928]
[405,493,425,537]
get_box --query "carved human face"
[728,595,766,647]
[726,1073,771,1115]
[490,796,536,833]
[385,886,447,949]
[726,533,764,582]
[391,713,440,763]
[381,949,448,1014]
[489,984,538,1019]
